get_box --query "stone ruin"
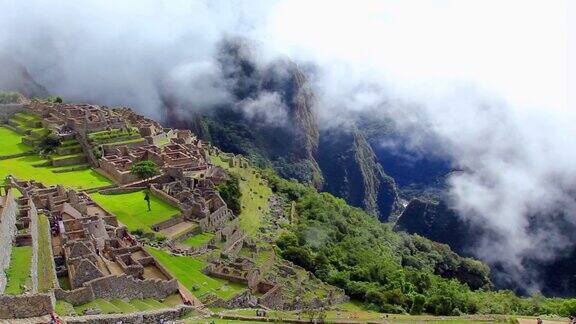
[27,101,128,135]
[7,178,187,308]
[149,166,233,233]
[100,132,208,184]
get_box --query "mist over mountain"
[0,0,574,296]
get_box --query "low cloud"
[0,0,573,291]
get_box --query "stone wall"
[98,187,145,195]
[150,185,181,209]
[0,293,54,319]
[258,285,283,309]
[62,305,193,324]
[0,188,17,293]
[54,274,179,306]
[0,103,24,122]
[151,215,184,232]
[28,199,39,292]
[54,286,94,305]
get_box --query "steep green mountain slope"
[261,169,576,316]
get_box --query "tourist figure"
[144,192,151,211]
[536,318,542,324]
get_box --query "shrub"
[130,160,159,179]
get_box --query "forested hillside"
[262,169,576,316]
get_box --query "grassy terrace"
[210,154,272,237]
[182,232,214,247]
[0,126,32,156]
[4,246,33,295]
[91,190,180,234]
[37,214,56,292]
[0,155,112,190]
[146,247,246,300]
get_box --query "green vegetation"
[0,127,32,156]
[38,133,62,155]
[130,160,159,179]
[0,155,112,189]
[182,233,214,247]
[37,214,56,292]
[261,170,576,316]
[4,246,33,295]
[217,174,241,215]
[211,155,271,237]
[146,247,246,300]
[90,190,180,233]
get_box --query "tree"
[38,133,61,155]
[130,160,158,179]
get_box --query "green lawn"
[4,246,33,295]
[211,155,272,237]
[182,233,214,247]
[0,155,112,190]
[146,247,246,300]
[37,214,56,292]
[0,126,32,156]
[91,190,180,233]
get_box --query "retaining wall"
[0,188,17,293]
[28,199,39,292]
[62,305,194,324]
[150,186,182,209]
[0,293,54,319]
[54,274,179,306]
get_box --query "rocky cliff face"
[318,126,400,221]
[0,56,48,98]
[395,199,473,254]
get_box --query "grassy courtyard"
[146,247,246,300]
[0,155,112,189]
[210,154,272,237]
[4,246,33,295]
[0,126,32,156]
[91,190,180,233]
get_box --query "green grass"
[0,126,32,156]
[14,112,40,122]
[4,246,33,295]
[90,190,180,233]
[37,214,56,292]
[146,247,246,300]
[74,298,122,314]
[0,155,112,190]
[55,301,76,316]
[58,276,71,290]
[182,233,214,247]
[211,155,272,237]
